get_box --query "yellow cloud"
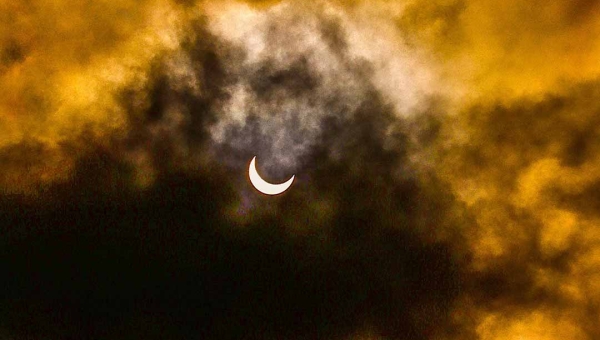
[477,311,588,340]
[0,0,189,192]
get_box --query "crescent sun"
[248,156,295,195]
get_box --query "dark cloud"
[0,7,465,340]
[3,0,600,339]
[0,121,461,340]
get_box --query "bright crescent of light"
[248,156,295,195]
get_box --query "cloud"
[435,80,600,339]
[0,0,186,192]
[2,0,600,339]
[398,0,600,102]
[0,2,464,339]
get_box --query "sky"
[1,0,600,339]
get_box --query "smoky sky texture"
[1,0,600,339]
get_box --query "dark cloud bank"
[2,2,600,340]
[0,10,466,340]
[0,9,468,339]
